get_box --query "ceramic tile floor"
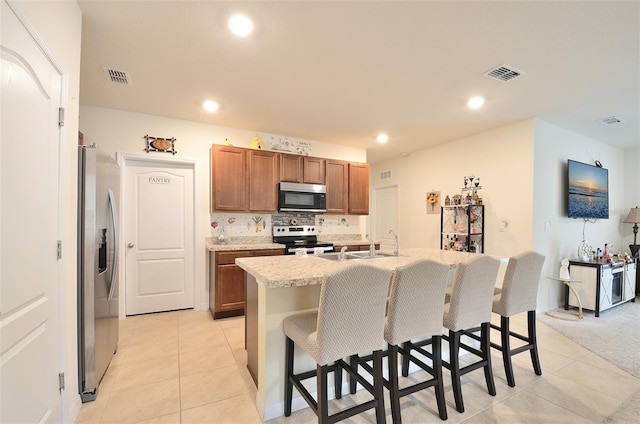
[74,309,640,423]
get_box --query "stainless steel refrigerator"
[77,144,120,402]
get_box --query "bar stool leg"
[500,316,516,387]
[401,342,410,377]
[481,322,496,396]
[432,336,448,420]
[318,364,329,423]
[284,337,294,416]
[388,345,402,424]
[449,330,465,413]
[373,350,386,424]
[334,360,343,399]
[528,310,542,376]
[349,354,358,394]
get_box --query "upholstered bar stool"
[384,259,451,422]
[490,251,545,387]
[442,255,501,413]
[283,263,393,424]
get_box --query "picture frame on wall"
[426,191,441,214]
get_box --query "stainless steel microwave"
[278,182,326,213]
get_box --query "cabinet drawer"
[216,251,252,265]
[252,249,285,257]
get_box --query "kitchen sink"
[317,251,398,261]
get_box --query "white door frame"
[117,153,200,318]
[372,183,400,251]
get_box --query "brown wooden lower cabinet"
[209,248,283,319]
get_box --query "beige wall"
[79,105,368,311]
[533,119,631,311]
[371,118,631,313]
[17,0,83,421]
[370,119,535,256]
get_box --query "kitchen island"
[235,248,483,420]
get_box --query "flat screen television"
[567,159,609,219]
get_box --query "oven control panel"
[273,226,317,236]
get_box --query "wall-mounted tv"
[567,159,609,219]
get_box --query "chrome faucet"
[389,229,399,256]
[368,235,376,257]
[339,245,348,261]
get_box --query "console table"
[567,259,636,317]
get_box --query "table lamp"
[623,206,640,257]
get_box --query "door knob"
[128,243,134,248]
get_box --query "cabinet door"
[325,159,348,214]
[348,162,369,214]
[303,157,325,184]
[624,261,636,300]
[279,153,303,183]
[567,265,597,311]
[248,150,278,212]
[599,269,613,310]
[211,145,246,211]
[216,264,247,312]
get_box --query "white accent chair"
[491,251,545,387]
[442,255,501,413]
[283,263,392,423]
[385,259,450,422]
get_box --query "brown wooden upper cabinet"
[348,162,370,214]
[279,153,303,183]
[212,145,369,214]
[279,154,325,184]
[211,145,278,213]
[248,150,278,212]
[325,159,349,214]
[303,157,325,184]
[211,145,246,211]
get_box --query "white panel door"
[373,185,399,252]
[0,1,62,422]
[125,161,194,315]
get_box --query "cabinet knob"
[128,243,134,248]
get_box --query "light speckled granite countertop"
[205,237,376,252]
[236,248,478,289]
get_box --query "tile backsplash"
[210,212,361,238]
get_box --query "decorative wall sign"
[268,135,312,155]
[426,191,441,214]
[145,134,177,155]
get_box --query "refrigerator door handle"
[107,188,119,302]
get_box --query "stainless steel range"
[273,225,334,255]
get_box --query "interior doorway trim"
[117,153,200,318]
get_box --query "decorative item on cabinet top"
[144,134,177,155]
[249,134,265,150]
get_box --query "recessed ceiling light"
[203,100,219,112]
[467,96,485,109]
[228,13,253,37]
[377,134,389,143]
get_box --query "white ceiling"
[78,1,639,164]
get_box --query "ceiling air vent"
[103,67,132,85]
[599,116,624,125]
[483,65,524,82]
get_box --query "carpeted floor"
[539,297,640,423]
